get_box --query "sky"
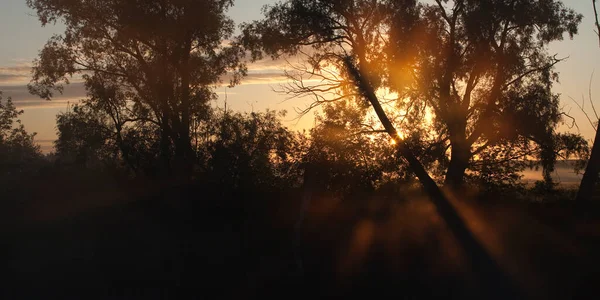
[0,0,599,153]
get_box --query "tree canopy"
[242,0,586,188]
[0,92,43,193]
[27,0,246,177]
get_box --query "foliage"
[54,97,168,176]
[304,100,420,197]
[0,92,44,192]
[203,109,301,193]
[27,0,246,174]
[242,0,587,188]
[55,102,117,168]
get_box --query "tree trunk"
[160,128,171,173]
[576,125,600,202]
[173,131,194,179]
[343,56,445,194]
[445,135,470,189]
[159,113,173,176]
[114,125,137,172]
[576,0,600,203]
[443,108,471,188]
[445,150,469,188]
[173,47,195,180]
[343,56,521,298]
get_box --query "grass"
[2,170,600,299]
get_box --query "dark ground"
[2,172,600,299]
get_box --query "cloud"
[223,56,290,85]
[238,49,340,86]
[222,67,288,86]
[0,65,32,85]
[239,72,288,85]
[1,82,87,110]
[235,50,328,85]
[0,55,302,111]
[244,56,289,71]
[0,61,88,86]
[11,98,81,110]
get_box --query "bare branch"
[569,95,598,131]
[558,111,580,131]
[589,71,599,120]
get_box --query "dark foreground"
[2,174,600,299]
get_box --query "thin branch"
[502,56,565,89]
[569,95,598,130]
[589,71,599,120]
[558,111,580,131]
[349,129,388,137]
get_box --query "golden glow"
[424,107,434,125]
[390,138,397,145]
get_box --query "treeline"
[0,91,592,204]
[1,0,599,203]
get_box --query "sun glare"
[424,107,434,125]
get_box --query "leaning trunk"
[576,0,600,202]
[343,57,521,297]
[576,125,600,202]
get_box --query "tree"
[54,102,117,168]
[54,82,163,174]
[0,91,43,190]
[576,0,600,203]
[243,4,585,292]
[27,0,246,177]
[242,0,584,189]
[303,98,448,197]
[305,108,395,198]
[205,109,298,193]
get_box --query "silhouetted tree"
[203,109,300,195]
[0,91,43,191]
[242,0,584,189]
[576,0,600,202]
[27,0,246,178]
[303,100,446,197]
[54,82,162,174]
[55,102,117,168]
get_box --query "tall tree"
[576,0,600,202]
[27,0,246,177]
[242,0,583,189]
